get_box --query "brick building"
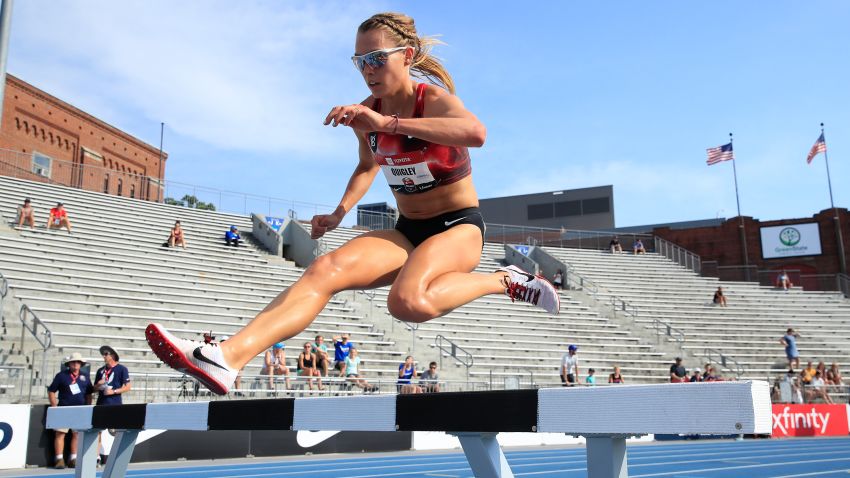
[654,208,849,291]
[0,74,167,200]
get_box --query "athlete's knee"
[303,253,344,287]
[386,290,438,323]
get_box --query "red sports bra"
[368,83,471,195]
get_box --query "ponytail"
[358,12,456,94]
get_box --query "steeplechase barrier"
[47,381,771,478]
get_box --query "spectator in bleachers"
[260,342,291,390]
[827,362,843,385]
[585,368,596,385]
[703,366,720,381]
[609,236,623,254]
[47,353,93,469]
[552,269,563,290]
[398,355,421,394]
[801,361,816,386]
[806,371,834,404]
[781,369,803,403]
[47,202,72,233]
[776,270,793,291]
[712,286,727,307]
[701,364,712,381]
[343,348,377,392]
[419,361,441,392]
[16,197,35,229]
[608,365,625,384]
[333,334,354,376]
[560,344,579,386]
[312,335,331,377]
[780,328,801,369]
[297,342,323,390]
[165,220,187,249]
[633,239,646,255]
[669,357,687,383]
[816,361,827,379]
[689,368,702,382]
[225,225,241,247]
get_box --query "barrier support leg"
[103,430,140,478]
[585,435,629,478]
[74,429,100,478]
[451,432,514,478]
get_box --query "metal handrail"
[838,273,850,299]
[562,264,599,297]
[434,335,474,380]
[0,271,8,327]
[703,347,744,379]
[651,318,685,349]
[654,236,702,274]
[610,296,638,320]
[19,304,52,350]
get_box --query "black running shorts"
[395,207,486,248]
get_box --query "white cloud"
[10,1,381,155]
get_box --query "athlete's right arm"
[310,129,379,240]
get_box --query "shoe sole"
[145,324,229,395]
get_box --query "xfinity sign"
[760,223,822,259]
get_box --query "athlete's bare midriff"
[393,175,478,219]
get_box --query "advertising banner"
[772,404,850,438]
[760,223,822,259]
[0,404,31,469]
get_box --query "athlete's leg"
[221,230,413,368]
[387,224,506,322]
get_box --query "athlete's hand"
[310,212,342,239]
[323,104,392,132]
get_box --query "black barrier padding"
[397,390,538,432]
[92,404,147,430]
[208,398,294,430]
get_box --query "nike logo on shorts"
[444,216,468,227]
[193,347,229,371]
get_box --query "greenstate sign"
[760,223,821,259]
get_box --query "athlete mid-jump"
[146,12,560,394]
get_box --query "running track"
[4,437,850,478]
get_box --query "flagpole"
[729,133,751,281]
[821,123,847,274]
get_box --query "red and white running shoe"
[498,265,561,315]
[145,323,237,395]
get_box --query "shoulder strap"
[413,83,427,118]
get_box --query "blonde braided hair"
[358,12,455,94]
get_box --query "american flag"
[706,142,734,165]
[806,133,827,164]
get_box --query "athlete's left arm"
[395,94,486,148]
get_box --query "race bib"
[69,383,81,395]
[378,151,437,194]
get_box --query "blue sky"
[7,1,849,228]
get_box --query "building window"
[103,174,110,193]
[527,203,554,220]
[582,197,611,215]
[130,184,135,199]
[32,152,51,177]
[117,178,123,196]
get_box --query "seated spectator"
[552,269,564,290]
[669,357,687,383]
[780,328,801,369]
[16,198,35,229]
[806,371,834,404]
[816,361,827,380]
[333,334,354,376]
[297,342,323,390]
[342,348,377,392]
[827,362,843,385]
[397,355,421,394]
[781,369,803,403]
[225,225,241,247]
[585,368,596,385]
[633,239,646,255]
[419,361,441,393]
[164,221,187,249]
[689,368,702,382]
[609,236,623,254]
[801,361,816,386]
[608,365,625,384]
[703,366,719,381]
[47,202,72,233]
[260,342,291,390]
[776,270,793,291]
[712,286,727,307]
[312,335,330,377]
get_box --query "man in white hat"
[47,352,93,469]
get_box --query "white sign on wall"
[0,404,31,469]
[760,223,822,259]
